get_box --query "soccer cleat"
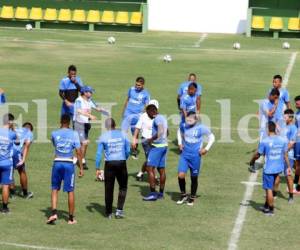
[177,195,188,205]
[187,197,195,206]
[83,163,88,170]
[68,219,77,225]
[248,164,256,173]
[1,208,10,214]
[131,155,138,160]
[46,214,58,224]
[136,172,144,181]
[288,197,294,204]
[115,209,125,219]
[157,192,164,200]
[107,213,113,219]
[263,210,274,217]
[143,192,158,201]
[24,192,34,199]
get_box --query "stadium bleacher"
[0,0,147,32]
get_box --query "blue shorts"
[61,102,74,119]
[12,152,25,170]
[142,139,152,159]
[284,158,294,177]
[0,165,13,185]
[178,154,201,177]
[262,173,279,190]
[294,142,300,160]
[147,146,168,168]
[51,161,75,192]
[121,113,140,135]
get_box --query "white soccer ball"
[163,54,172,63]
[107,36,116,44]
[25,24,33,31]
[233,42,241,50]
[282,42,290,49]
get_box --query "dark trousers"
[104,161,128,215]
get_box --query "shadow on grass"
[86,202,109,217]
[40,207,69,222]
[247,200,282,212]
[130,183,149,197]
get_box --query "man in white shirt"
[74,86,107,169]
[132,100,159,181]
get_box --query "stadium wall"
[148,0,249,34]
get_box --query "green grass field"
[1,27,300,250]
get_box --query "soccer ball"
[25,24,33,31]
[233,42,241,50]
[107,36,116,44]
[163,54,172,63]
[282,42,290,49]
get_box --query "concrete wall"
[148,0,249,34]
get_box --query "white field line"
[283,52,298,87]
[0,241,72,250]
[227,51,297,250]
[0,37,291,55]
[194,33,208,47]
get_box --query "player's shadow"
[130,183,149,197]
[40,207,69,222]
[166,191,181,202]
[86,202,109,217]
[248,200,282,212]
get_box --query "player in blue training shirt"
[273,109,296,203]
[47,115,83,225]
[180,82,200,122]
[177,73,202,111]
[59,65,84,120]
[266,75,291,127]
[95,118,130,219]
[0,88,6,105]
[10,122,34,199]
[250,122,290,216]
[0,113,17,213]
[121,76,150,158]
[143,104,168,201]
[176,112,215,206]
[294,96,300,192]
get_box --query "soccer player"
[95,118,130,219]
[47,115,83,225]
[177,73,202,111]
[273,109,296,203]
[0,113,17,213]
[132,100,159,181]
[249,88,280,173]
[59,65,84,120]
[10,122,34,199]
[250,121,290,216]
[294,96,300,191]
[0,88,6,104]
[180,82,200,122]
[176,112,215,206]
[143,104,168,201]
[73,86,107,169]
[121,77,150,158]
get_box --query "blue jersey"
[0,128,17,166]
[152,114,168,146]
[124,87,150,117]
[59,76,83,91]
[295,110,300,140]
[13,128,34,154]
[180,94,197,113]
[267,88,289,121]
[0,93,6,104]
[258,135,288,174]
[51,128,81,158]
[259,99,276,129]
[95,130,130,169]
[281,123,297,159]
[177,81,202,97]
[180,122,211,156]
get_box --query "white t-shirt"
[74,96,96,123]
[135,112,153,139]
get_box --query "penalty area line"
[0,241,73,250]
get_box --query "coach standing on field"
[59,65,84,120]
[95,118,130,219]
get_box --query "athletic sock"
[10,189,15,195]
[178,177,186,194]
[289,193,293,199]
[69,214,74,222]
[52,209,57,216]
[191,176,198,197]
[296,185,300,192]
[264,201,269,209]
[294,175,299,184]
[272,191,277,197]
[269,206,274,212]
[150,187,156,193]
[22,189,28,196]
[159,188,164,194]
[3,203,8,210]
